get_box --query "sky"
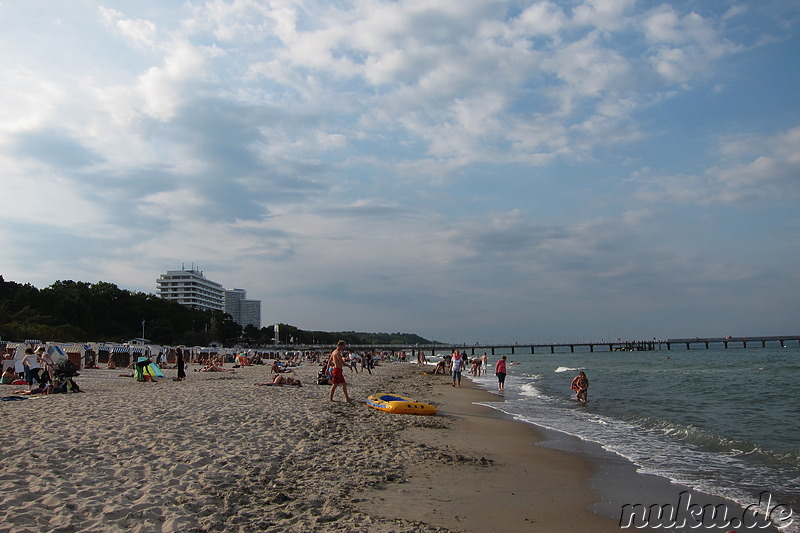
[1,0,799,344]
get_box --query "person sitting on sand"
[1,366,17,384]
[317,364,332,385]
[106,359,116,370]
[271,360,284,375]
[197,362,233,372]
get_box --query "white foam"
[554,366,581,373]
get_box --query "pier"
[268,335,800,355]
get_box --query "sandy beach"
[1,359,768,532]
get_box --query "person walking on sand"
[451,350,464,387]
[21,347,42,388]
[495,355,507,392]
[329,340,352,402]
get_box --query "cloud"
[99,7,158,48]
[641,5,738,84]
[633,126,800,204]
[572,0,636,31]
[0,1,796,341]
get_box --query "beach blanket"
[1,396,28,401]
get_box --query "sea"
[435,344,799,531]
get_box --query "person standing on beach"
[329,340,352,402]
[38,346,56,384]
[495,355,507,392]
[21,348,41,388]
[348,351,359,373]
[176,347,186,381]
[451,350,464,387]
[481,353,488,376]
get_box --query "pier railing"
[264,335,800,355]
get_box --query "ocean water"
[440,344,799,530]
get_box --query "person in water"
[570,371,589,402]
[495,355,507,392]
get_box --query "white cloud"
[641,6,737,84]
[515,1,569,36]
[99,6,158,48]
[633,126,800,204]
[137,39,211,120]
[572,0,636,31]
[0,68,66,133]
[0,1,795,341]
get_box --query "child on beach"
[1,366,16,384]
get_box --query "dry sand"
[1,361,622,532]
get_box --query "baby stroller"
[51,359,82,393]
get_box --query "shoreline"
[0,361,782,532]
[408,370,783,533]
[364,370,623,532]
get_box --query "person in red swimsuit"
[328,340,353,402]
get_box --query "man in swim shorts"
[329,340,352,402]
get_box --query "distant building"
[156,267,225,312]
[225,288,262,329]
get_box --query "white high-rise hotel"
[156,266,261,328]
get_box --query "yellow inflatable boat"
[366,394,437,415]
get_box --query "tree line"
[0,276,433,348]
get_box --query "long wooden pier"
[269,335,800,355]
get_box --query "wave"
[629,414,800,471]
[554,366,581,373]
[519,381,547,399]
